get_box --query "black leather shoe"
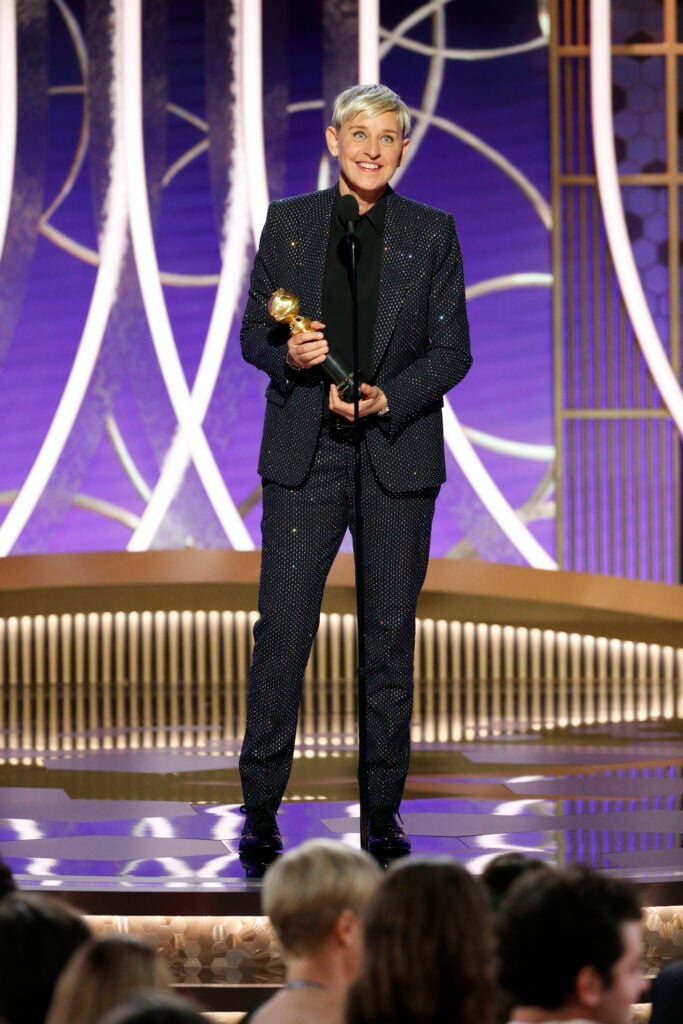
[239,804,283,853]
[367,808,411,858]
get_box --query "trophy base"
[335,372,364,404]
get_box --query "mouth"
[358,162,380,171]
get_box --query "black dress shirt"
[321,187,386,391]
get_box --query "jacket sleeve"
[240,201,292,391]
[381,213,472,434]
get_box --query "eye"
[353,131,366,140]
[381,135,395,144]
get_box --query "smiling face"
[325,109,409,212]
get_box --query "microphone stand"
[346,219,369,852]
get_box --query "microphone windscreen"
[338,194,360,225]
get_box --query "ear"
[398,137,410,166]
[575,964,605,1009]
[333,908,358,947]
[325,125,339,158]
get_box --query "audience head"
[0,892,91,1024]
[481,852,548,912]
[497,864,647,1024]
[0,857,16,898]
[97,992,205,1024]
[346,856,499,1024]
[46,934,173,1024]
[262,838,380,967]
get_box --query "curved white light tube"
[0,1,128,557]
[239,0,269,243]
[121,0,253,552]
[443,398,557,570]
[590,0,683,437]
[0,0,17,262]
[359,0,380,84]
[128,10,253,550]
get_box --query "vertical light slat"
[595,636,613,728]
[221,611,235,741]
[529,628,542,730]
[436,619,449,742]
[622,639,635,722]
[342,614,356,744]
[463,622,476,738]
[157,611,170,749]
[635,641,649,721]
[423,618,436,743]
[449,620,462,742]
[60,615,73,751]
[329,613,342,743]
[516,627,529,732]
[476,622,489,738]
[543,629,556,727]
[502,624,516,735]
[195,610,207,748]
[583,634,595,724]
[649,642,662,719]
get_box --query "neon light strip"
[590,0,683,438]
[358,0,380,84]
[121,0,252,551]
[462,427,555,462]
[240,0,269,243]
[410,108,552,229]
[442,399,557,570]
[128,6,253,551]
[0,0,17,262]
[0,1,128,557]
[380,31,547,61]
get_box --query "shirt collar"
[333,184,386,235]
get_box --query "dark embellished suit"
[239,185,472,811]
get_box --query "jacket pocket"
[265,383,287,407]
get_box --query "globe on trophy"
[268,287,364,402]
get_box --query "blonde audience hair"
[330,84,411,138]
[262,838,381,957]
[46,934,173,1024]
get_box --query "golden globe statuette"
[268,287,363,402]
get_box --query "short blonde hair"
[262,839,381,956]
[331,84,411,138]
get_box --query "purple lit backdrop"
[0,0,555,560]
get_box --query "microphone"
[338,194,360,235]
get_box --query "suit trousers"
[239,421,438,811]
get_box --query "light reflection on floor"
[1,717,683,891]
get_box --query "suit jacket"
[241,186,472,493]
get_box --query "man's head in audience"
[497,865,648,1024]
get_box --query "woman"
[346,857,499,1024]
[46,934,172,1024]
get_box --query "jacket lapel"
[370,189,416,374]
[295,188,335,321]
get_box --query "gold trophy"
[268,287,363,402]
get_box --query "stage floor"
[2,715,683,894]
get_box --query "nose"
[364,137,381,157]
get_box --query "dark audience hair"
[0,892,91,1024]
[97,991,206,1024]
[481,852,548,912]
[46,934,173,1024]
[0,857,17,898]
[346,857,499,1024]
[497,864,642,1010]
